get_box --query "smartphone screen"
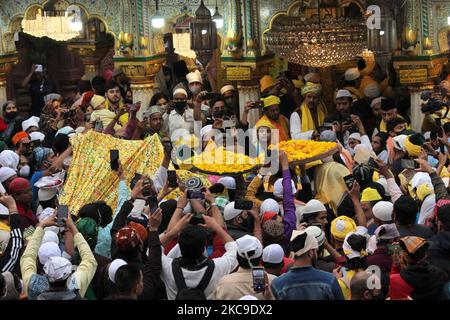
[187,189,205,200]
[168,170,178,188]
[110,149,119,171]
[252,101,264,109]
[57,205,69,226]
[234,199,253,210]
[252,267,265,292]
[147,195,158,213]
[343,174,355,190]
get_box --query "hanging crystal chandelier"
[21,8,81,42]
[264,0,367,68]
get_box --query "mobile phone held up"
[110,149,119,171]
[251,101,264,109]
[252,267,265,293]
[147,195,159,214]
[187,189,205,200]
[343,174,355,190]
[401,159,419,170]
[234,199,253,211]
[57,205,69,226]
[167,170,178,188]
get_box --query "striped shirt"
[0,214,24,272]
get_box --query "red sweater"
[389,264,413,300]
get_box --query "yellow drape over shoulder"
[300,102,327,132]
[314,161,350,214]
[256,115,290,142]
[60,131,164,215]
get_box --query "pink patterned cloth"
[208,175,220,185]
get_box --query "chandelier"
[264,0,367,68]
[21,7,82,42]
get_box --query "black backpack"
[172,258,215,300]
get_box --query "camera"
[421,91,450,114]
[185,177,205,200]
[62,109,76,119]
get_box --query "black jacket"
[428,232,450,279]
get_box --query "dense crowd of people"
[0,56,450,301]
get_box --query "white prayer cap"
[186,70,203,84]
[364,82,381,98]
[41,230,59,245]
[108,259,128,283]
[370,97,385,109]
[0,150,19,170]
[262,244,284,264]
[349,132,361,141]
[372,201,394,222]
[0,167,17,183]
[29,131,45,142]
[43,256,72,283]
[260,199,280,217]
[223,202,243,221]
[302,199,327,216]
[305,225,326,246]
[173,88,188,98]
[220,85,235,95]
[344,68,360,81]
[336,89,352,99]
[38,242,62,265]
[22,116,40,132]
[218,176,236,190]
[236,235,263,260]
[273,178,297,199]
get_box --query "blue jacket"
[94,181,129,259]
[271,266,345,300]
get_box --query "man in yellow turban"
[255,95,290,142]
[290,82,328,140]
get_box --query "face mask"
[174,101,187,110]
[213,110,227,119]
[19,165,30,178]
[189,86,201,95]
[5,112,17,120]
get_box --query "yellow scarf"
[344,86,362,100]
[256,115,290,142]
[105,99,129,126]
[0,221,10,232]
[300,101,327,132]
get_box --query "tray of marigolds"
[272,140,339,166]
[187,146,262,175]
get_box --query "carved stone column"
[0,53,19,109]
[113,54,166,120]
[237,84,261,129]
[68,40,112,80]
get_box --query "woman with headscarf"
[290,82,328,140]
[29,147,55,209]
[38,94,81,141]
[1,101,23,148]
